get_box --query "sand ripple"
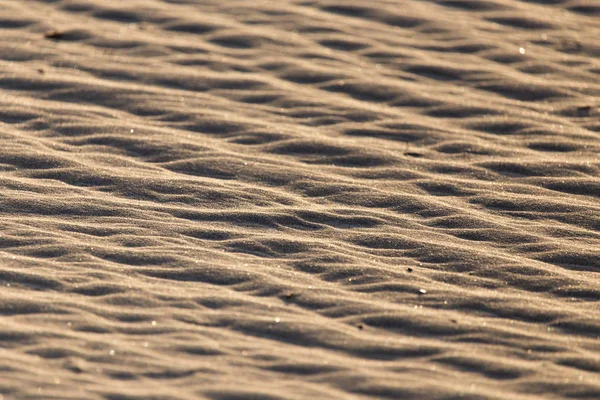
[1,0,599,399]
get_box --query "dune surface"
[1,0,600,399]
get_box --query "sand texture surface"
[1,0,600,399]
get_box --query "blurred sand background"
[1,0,600,399]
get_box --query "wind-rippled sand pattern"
[1,0,600,399]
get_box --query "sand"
[0,0,599,399]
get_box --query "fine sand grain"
[1,0,600,399]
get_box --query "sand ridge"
[1,0,600,399]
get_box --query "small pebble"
[576,106,592,116]
[44,30,64,40]
[419,289,427,294]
